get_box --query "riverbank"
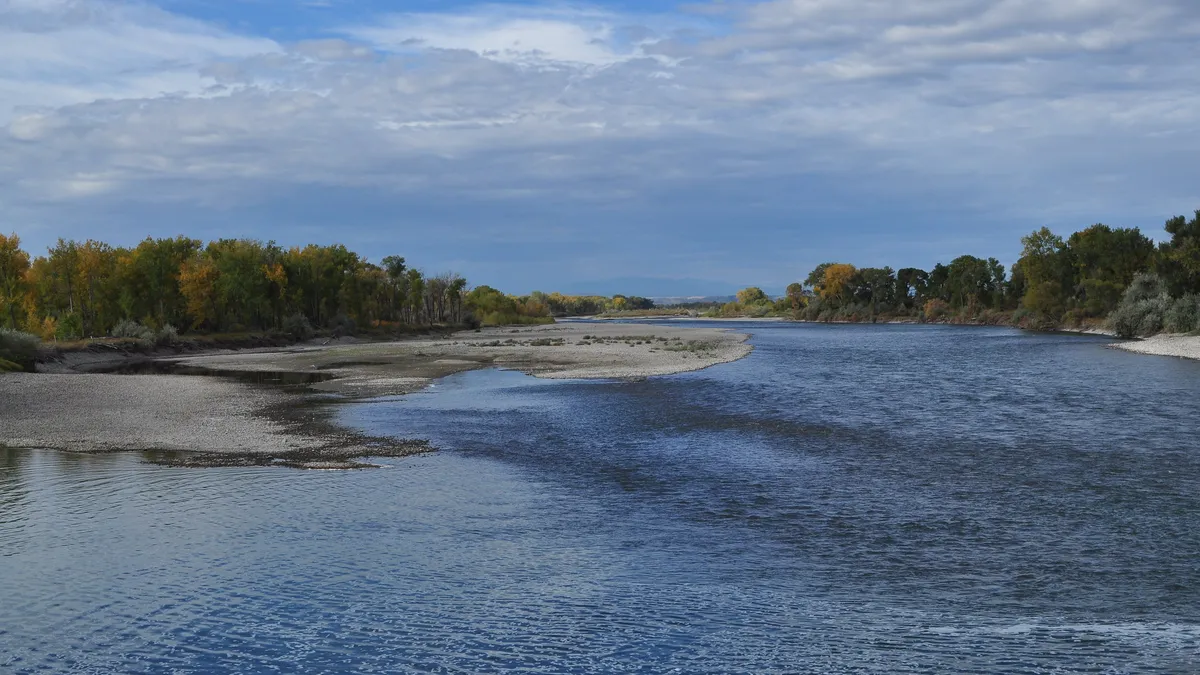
[0,323,752,468]
[1110,333,1200,361]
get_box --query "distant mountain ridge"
[649,295,736,306]
[550,277,780,299]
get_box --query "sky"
[2,0,1199,296]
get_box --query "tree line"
[0,235,551,343]
[713,210,1200,337]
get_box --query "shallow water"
[3,323,1199,673]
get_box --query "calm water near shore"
[3,323,1200,673]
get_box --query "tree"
[1018,227,1071,319]
[76,240,121,335]
[805,263,836,294]
[406,269,426,325]
[1068,224,1155,316]
[0,233,31,329]
[179,255,219,330]
[736,287,769,305]
[120,237,203,328]
[785,282,806,310]
[820,264,856,302]
[945,256,998,310]
[447,275,467,323]
[928,263,951,302]
[896,268,929,310]
[1157,210,1200,296]
[851,267,896,319]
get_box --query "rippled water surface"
[3,323,1200,673]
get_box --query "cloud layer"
[3,0,1199,291]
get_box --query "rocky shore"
[1110,333,1200,361]
[0,323,752,468]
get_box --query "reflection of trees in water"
[0,446,33,554]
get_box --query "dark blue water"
[3,323,1200,673]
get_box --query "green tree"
[1067,224,1155,316]
[896,268,929,310]
[1018,227,1072,320]
[945,255,999,310]
[852,267,896,319]
[1157,210,1200,296]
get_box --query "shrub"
[283,313,314,340]
[1108,274,1172,338]
[479,312,554,326]
[1022,281,1066,321]
[922,299,951,322]
[1165,295,1200,334]
[1079,278,1124,317]
[1061,309,1088,328]
[331,314,356,336]
[1123,273,1167,304]
[36,317,57,341]
[56,313,84,340]
[0,328,40,372]
[1110,296,1170,338]
[156,324,179,346]
[112,319,154,342]
[743,303,772,318]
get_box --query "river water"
[2,323,1199,673]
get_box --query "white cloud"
[1,0,1198,276]
[0,0,279,121]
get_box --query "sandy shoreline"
[1110,333,1200,361]
[0,323,752,467]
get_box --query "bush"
[56,313,83,340]
[1079,278,1124,317]
[331,313,356,337]
[1061,309,1088,328]
[156,324,179,346]
[1110,296,1170,338]
[112,319,154,342]
[1123,273,1167,304]
[1165,295,1200,334]
[1022,281,1066,321]
[0,329,41,372]
[1108,274,1172,338]
[922,299,951,321]
[479,312,554,326]
[283,313,314,340]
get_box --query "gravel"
[1111,333,1200,361]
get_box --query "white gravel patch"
[0,373,319,454]
[1111,334,1200,361]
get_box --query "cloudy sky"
[3,0,1198,295]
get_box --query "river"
[2,323,1199,673]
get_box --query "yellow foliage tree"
[820,264,857,301]
[0,232,31,329]
[179,257,220,329]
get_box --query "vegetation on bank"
[0,234,554,367]
[695,211,1200,338]
[0,328,39,372]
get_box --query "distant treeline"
[712,210,1200,337]
[515,292,656,317]
[0,236,551,344]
